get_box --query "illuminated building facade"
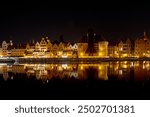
[118,38,131,58]
[77,29,108,58]
[134,32,150,57]
[24,37,78,58]
[1,31,150,58]
[108,45,119,58]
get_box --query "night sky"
[0,1,150,44]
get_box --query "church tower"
[85,28,97,56]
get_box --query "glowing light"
[58,66,63,71]
[143,65,145,69]
[122,65,127,69]
[131,62,134,67]
[100,47,103,51]
[62,55,67,58]
[98,66,102,70]
[119,70,122,75]
[80,66,83,70]
[11,76,13,80]
[124,61,127,64]
[80,52,83,56]
[99,52,102,56]
[62,64,67,69]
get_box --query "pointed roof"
[35,42,40,46]
[126,38,131,43]
[143,31,148,41]
[119,40,123,45]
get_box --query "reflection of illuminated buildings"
[108,61,131,80]
[0,63,108,81]
[0,62,150,82]
[134,61,150,81]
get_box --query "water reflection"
[0,61,150,83]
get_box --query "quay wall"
[17,57,150,64]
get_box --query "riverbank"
[1,57,150,64]
[0,57,15,63]
[17,57,150,64]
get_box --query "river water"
[0,61,150,99]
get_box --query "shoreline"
[1,57,150,64]
[17,57,150,63]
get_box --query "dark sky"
[0,1,150,44]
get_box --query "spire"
[143,31,147,41]
[144,31,146,37]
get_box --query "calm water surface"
[0,61,150,99]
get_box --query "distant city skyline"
[0,2,150,43]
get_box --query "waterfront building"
[118,38,131,58]
[108,45,119,58]
[39,38,47,52]
[98,41,108,58]
[0,40,14,56]
[77,29,108,58]
[77,35,88,58]
[26,41,35,57]
[134,32,150,57]
[10,45,26,57]
[2,30,150,59]
[24,37,78,58]
[0,47,2,57]
[1,41,8,56]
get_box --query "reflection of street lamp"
[119,47,123,58]
[80,52,83,56]
[80,66,83,70]
[120,47,123,51]
[99,52,102,56]
[98,66,102,70]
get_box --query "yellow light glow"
[100,47,103,51]
[80,52,83,56]
[80,66,83,70]
[122,65,127,69]
[124,61,127,64]
[99,52,102,56]
[122,54,127,57]
[98,66,102,70]
[62,64,67,69]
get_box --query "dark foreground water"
[0,61,150,100]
